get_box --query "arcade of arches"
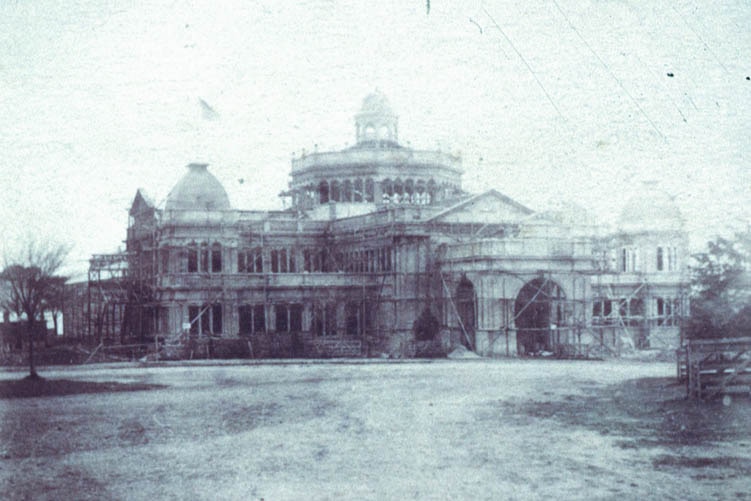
[311,178,460,205]
[451,277,568,356]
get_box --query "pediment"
[428,190,533,224]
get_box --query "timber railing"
[683,337,751,399]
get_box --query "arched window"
[160,247,170,274]
[381,178,393,196]
[271,249,279,273]
[621,247,639,272]
[393,178,404,203]
[427,179,437,204]
[187,242,198,272]
[394,178,404,196]
[353,178,363,202]
[405,179,415,203]
[211,243,222,272]
[456,278,476,350]
[656,246,664,271]
[364,124,376,140]
[415,180,426,204]
[365,178,375,202]
[330,180,341,202]
[343,179,353,202]
[279,249,288,273]
[200,243,209,272]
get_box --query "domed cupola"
[355,91,399,146]
[617,184,684,234]
[165,163,231,211]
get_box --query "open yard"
[0,359,749,500]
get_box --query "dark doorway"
[413,308,440,341]
[514,278,565,355]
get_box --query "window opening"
[211,304,222,334]
[656,247,664,271]
[239,305,252,334]
[290,304,303,331]
[211,246,222,272]
[188,249,198,273]
[253,305,265,333]
[275,305,288,332]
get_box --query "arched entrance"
[456,278,476,350]
[514,278,565,355]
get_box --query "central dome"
[165,163,231,211]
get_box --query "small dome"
[165,163,231,211]
[360,92,394,116]
[355,91,399,145]
[542,201,603,236]
[618,186,683,233]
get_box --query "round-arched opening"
[330,180,341,202]
[514,278,565,355]
[427,179,437,204]
[364,124,376,140]
[393,179,404,203]
[382,178,393,196]
[456,277,476,350]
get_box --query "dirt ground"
[0,359,749,500]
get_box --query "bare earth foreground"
[0,360,749,500]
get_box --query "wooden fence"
[681,337,751,399]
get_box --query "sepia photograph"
[1,1,749,499]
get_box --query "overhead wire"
[671,5,729,75]
[631,51,688,123]
[549,0,665,140]
[481,6,564,120]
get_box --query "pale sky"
[1,0,749,278]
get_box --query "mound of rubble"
[447,345,481,360]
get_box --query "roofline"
[425,189,534,222]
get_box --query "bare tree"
[1,240,70,378]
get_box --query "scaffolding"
[71,183,688,360]
[436,255,689,359]
[85,253,130,345]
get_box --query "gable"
[428,190,533,224]
[129,189,155,217]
